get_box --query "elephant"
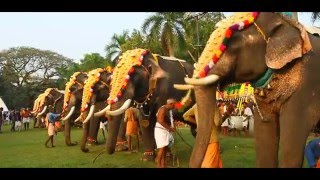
[183,12,320,167]
[61,72,88,146]
[32,88,65,128]
[95,49,194,161]
[78,67,114,152]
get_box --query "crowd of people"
[219,100,255,136]
[0,107,32,133]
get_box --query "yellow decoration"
[108,49,149,104]
[193,12,254,78]
[32,88,57,113]
[33,93,45,112]
[63,72,82,110]
[81,68,105,112]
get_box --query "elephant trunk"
[189,85,217,168]
[80,122,90,153]
[106,114,122,154]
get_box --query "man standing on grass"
[154,98,176,168]
[45,112,61,148]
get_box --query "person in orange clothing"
[183,103,223,168]
[124,107,141,153]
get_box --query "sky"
[0,12,318,62]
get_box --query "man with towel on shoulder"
[154,98,177,168]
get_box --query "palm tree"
[311,12,320,23]
[105,30,129,61]
[142,12,186,57]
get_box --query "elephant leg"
[254,103,280,168]
[140,117,156,161]
[87,118,100,145]
[115,120,128,152]
[278,97,314,167]
[81,122,90,152]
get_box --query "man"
[154,98,176,168]
[124,107,141,153]
[242,102,253,136]
[21,108,31,130]
[183,103,223,168]
[99,119,108,141]
[45,112,61,148]
[305,138,320,168]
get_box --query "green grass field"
[0,123,311,168]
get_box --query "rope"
[175,127,193,149]
[253,22,270,43]
[177,60,190,78]
[92,149,106,164]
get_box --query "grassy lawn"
[0,123,312,168]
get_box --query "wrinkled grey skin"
[187,12,320,168]
[62,72,88,146]
[33,89,64,128]
[80,71,115,153]
[106,53,194,161]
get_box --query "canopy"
[0,97,9,111]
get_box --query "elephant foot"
[81,148,89,153]
[166,152,174,165]
[115,141,128,152]
[141,151,155,161]
[67,141,78,146]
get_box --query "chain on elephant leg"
[141,150,155,161]
[115,140,128,152]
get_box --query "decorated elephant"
[95,49,194,161]
[32,88,64,128]
[31,93,46,128]
[183,12,320,167]
[78,67,113,152]
[61,72,88,146]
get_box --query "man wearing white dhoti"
[154,98,176,168]
[242,102,253,136]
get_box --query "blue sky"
[0,12,318,62]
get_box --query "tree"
[105,30,129,61]
[311,12,320,23]
[121,29,147,52]
[179,12,225,62]
[0,46,73,108]
[142,12,187,57]
[56,53,112,90]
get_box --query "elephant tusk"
[173,84,194,90]
[61,106,75,121]
[106,99,132,116]
[74,115,82,122]
[94,105,110,117]
[185,74,220,86]
[37,106,47,116]
[83,105,95,124]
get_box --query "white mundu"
[243,107,253,127]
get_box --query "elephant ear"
[147,57,168,92]
[265,17,312,69]
[147,57,168,80]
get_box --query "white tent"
[0,97,9,111]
